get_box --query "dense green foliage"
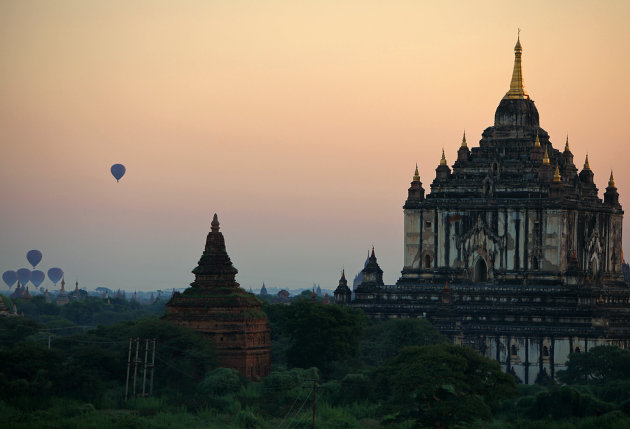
[3,297,630,428]
[557,346,630,384]
[361,318,448,367]
[0,316,217,410]
[14,295,165,328]
[284,301,367,375]
[374,345,518,427]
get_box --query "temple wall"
[402,203,622,287]
[403,209,421,269]
[475,335,629,384]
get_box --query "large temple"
[337,36,629,384]
[164,214,271,380]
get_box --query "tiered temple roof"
[164,214,271,379]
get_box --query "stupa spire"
[440,149,447,166]
[504,30,529,100]
[609,170,616,188]
[413,163,420,181]
[534,132,541,148]
[211,213,220,232]
[553,165,562,182]
[461,130,467,147]
[542,146,550,165]
[193,212,238,282]
[584,154,591,170]
[565,135,570,152]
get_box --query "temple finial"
[609,170,616,187]
[584,154,591,170]
[461,130,467,148]
[504,31,529,100]
[341,268,346,281]
[371,246,375,258]
[211,213,220,232]
[413,163,420,181]
[534,131,541,148]
[553,165,562,182]
[440,148,447,166]
[565,135,570,152]
[542,146,550,165]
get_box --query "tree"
[360,317,446,367]
[284,301,366,374]
[557,345,630,385]
[374,344,518,427]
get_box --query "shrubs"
[198,367,242,396]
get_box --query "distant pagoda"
[164,214,271,379]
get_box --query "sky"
[1,0,629,293]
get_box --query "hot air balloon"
[47,267,64,285]
[2,271,17,288]
[31,270,45,288]
[17,268,31,287]
[26,249,42,268]
[110,164,126,182]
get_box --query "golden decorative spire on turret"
[461,131,467,148]
[584,154,591,170]
[564,135,570,152]
[440,148,447,166]
[553,165,562,182]
[413,163,420,181]
[609,170,616,187]
[542,146,550,165]
[534,132,541,148]
[504,29,530,100]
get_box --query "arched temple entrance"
[474,258,488,282]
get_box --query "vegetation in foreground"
[1,295,630,428]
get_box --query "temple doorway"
[474,258,488,282]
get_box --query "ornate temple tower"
[350,35,628,384]
[164,214,271,380]
[333,269,352,304]
[399,34,624,288]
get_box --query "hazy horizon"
[2,1,629,293]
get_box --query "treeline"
[9,294,165,329]
[1,298,630,428]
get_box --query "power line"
[286,389,312,429]
[277,388,305,429]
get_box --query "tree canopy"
[557,345,630,385]
[374,344,518,427]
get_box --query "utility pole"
[125,338,156,401]
[141,339,149,396]
[303,379,319,429]
[132,337,140,397]
[312,379,317,429]
[125,338,132,401]
[149,339,156,396]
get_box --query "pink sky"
[1,1,629,292]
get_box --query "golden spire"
[440,148,447,166]
[534,132,541,148]
[553,165,562,182]
[461,130,467,148]
[584,154,591,170]
[542,146,550,165]
[504,29,529,100]
[609,170,615,187]
[413,163,420,181]
[564,135,570,152]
